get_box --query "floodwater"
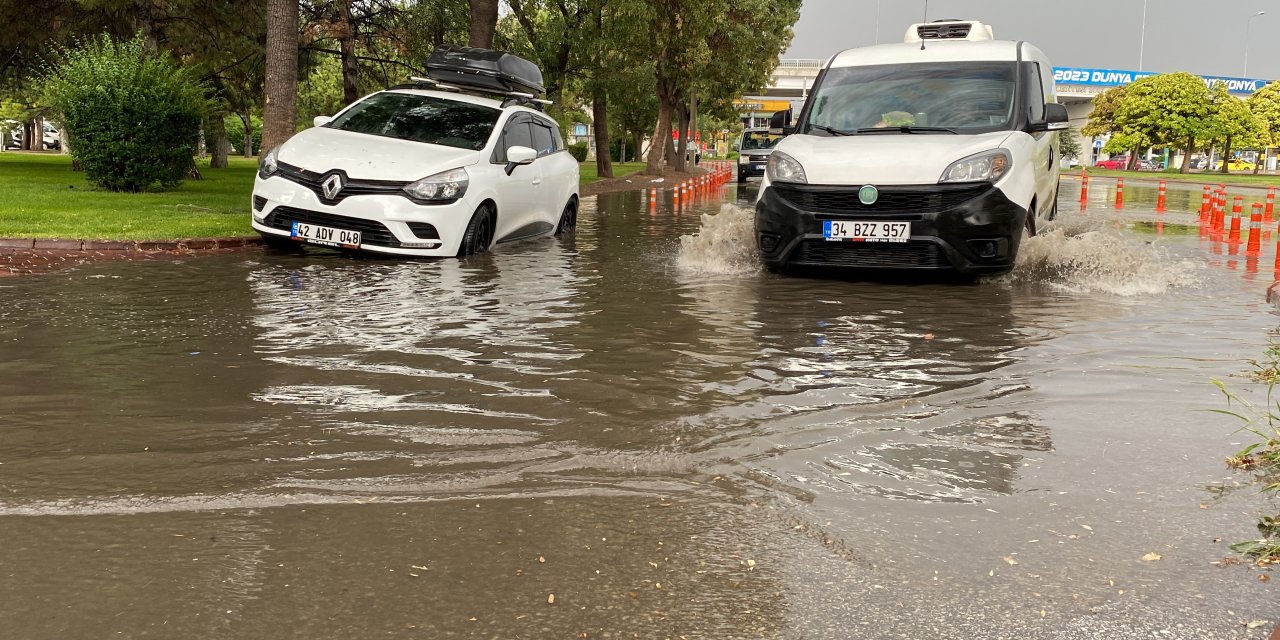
[1,177,1277,639]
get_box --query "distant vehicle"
[1187,156,1211,170]
[1215,158,1256,171]
[737,127,781,183]
[1094,157,1128,170]
[252,46,579,258]
[1,120,60,150]
[1137,159,1163,171]
[756,18,1067,275]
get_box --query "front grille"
[263,207,401,247]
[276,162,409,205]
[773,183,989,216]
[792,240,950,269]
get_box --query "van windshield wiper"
[810,124,855,136]
[853,126,958,135]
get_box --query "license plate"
[823,220,910,243]
[291,221,361,248]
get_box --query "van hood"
[277,127,484,181]
[775,131,1013,185]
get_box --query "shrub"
[568,142,589,162]
[42,34,206,191]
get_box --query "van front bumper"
[754,182,1027,274]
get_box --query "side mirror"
[313,115,333,128]
[505,145,537,175]
[1035,103,1069,132]
[769,109,794,136]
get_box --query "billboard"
[1053,67,1269,96]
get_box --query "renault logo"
[858,185,879,206]
[321,173,345,200]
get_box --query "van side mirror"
[1033,103,1069,132]
[769,109,794,135]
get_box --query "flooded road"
[1,179,1277,638]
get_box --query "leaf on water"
[923,333,935,340]
[1246,620,1269,629]
[1003,555,1019,566]
[547,594,555,605]
[1081,525,1093,531]
[538,555,546,564]
[1259,574,1271,582]
[1141,552,1163,562]
[988,569,995,577]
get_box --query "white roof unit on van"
[903,19,994,43]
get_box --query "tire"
[737,170,747,184]
[555,198,577,236]
[457,204,495,257]
[1024,202,1038,237]
[260,233,302,251]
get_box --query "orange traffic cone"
[1248,203,1264,256]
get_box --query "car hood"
[775,131,1013,185]
[277,128,484,181]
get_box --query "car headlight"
[767,150,806,183]
[940,149,1011,183]
[258,146,279,178]
[403,167,469,202]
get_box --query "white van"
[756,19,1067,275]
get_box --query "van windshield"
[741,131,782,151]
[327,92,500,150]
[803,62,1017,134]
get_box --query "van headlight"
[940,149,1011,183]
[404,167,469,202]
[258,146,280,178]
[767,151,807,184]
[738,154,749,165]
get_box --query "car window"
[495,116,534,163]
[531,122,556,158]
[1025,63,1046,122]
[327,92,499,150]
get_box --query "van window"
[1025,63,1046,122]
[741,131,782,151]
[802,62,1017,134]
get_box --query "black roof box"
[425,46,545,96]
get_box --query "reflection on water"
[0,186,1271,637]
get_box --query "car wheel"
[555,198,577,236]
[457,204,495,257]
[260,233,302,252]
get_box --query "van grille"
[792,240,950,269]
[772,183,989,216]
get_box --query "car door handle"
[532,179,542,185]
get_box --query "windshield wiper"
[853,126,958,135]
[810,124,855,136]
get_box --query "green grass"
[0,154,655,241]
[1071,167,1280,188]
[0,153,257,240]
[578,161,647,184]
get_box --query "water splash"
[676,204,760,275]
[1001,215,1200,295]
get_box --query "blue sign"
[573,123,588,137]
[1053,67,1269,95]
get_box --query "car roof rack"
[392,76,553,111]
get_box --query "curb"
[0,236,262,254]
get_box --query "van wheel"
[737,170,747,184]
[555,198,577,236]
[458,205,495,256]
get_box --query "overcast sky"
[785,0,1278,80]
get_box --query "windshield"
[327,92,500,150]
[741,131,781,151]
[804,62,1017,134]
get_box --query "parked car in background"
[1187,156,1211,170]
[1215,158,1256,171]
[1094,157,1128,170]
[1138,159,1163,171]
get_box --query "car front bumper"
[754,182,1028,274]
[250,175,474,257]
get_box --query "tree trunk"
[209,114,230,169]
[592,93,612,179]
[633,132,643,164]
[22,119,35,151]
[197,119,207,159]
[467,0,499,48]
[338,0,360,106]
[262,0,300,153]
[1127,144,1140,171]
[647,99,674,173]
[674,103,690,172]
[1221,135,1233,174]
[240,111,253,157]
[1181,136,1193,174]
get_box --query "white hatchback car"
[251,87,579,257]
